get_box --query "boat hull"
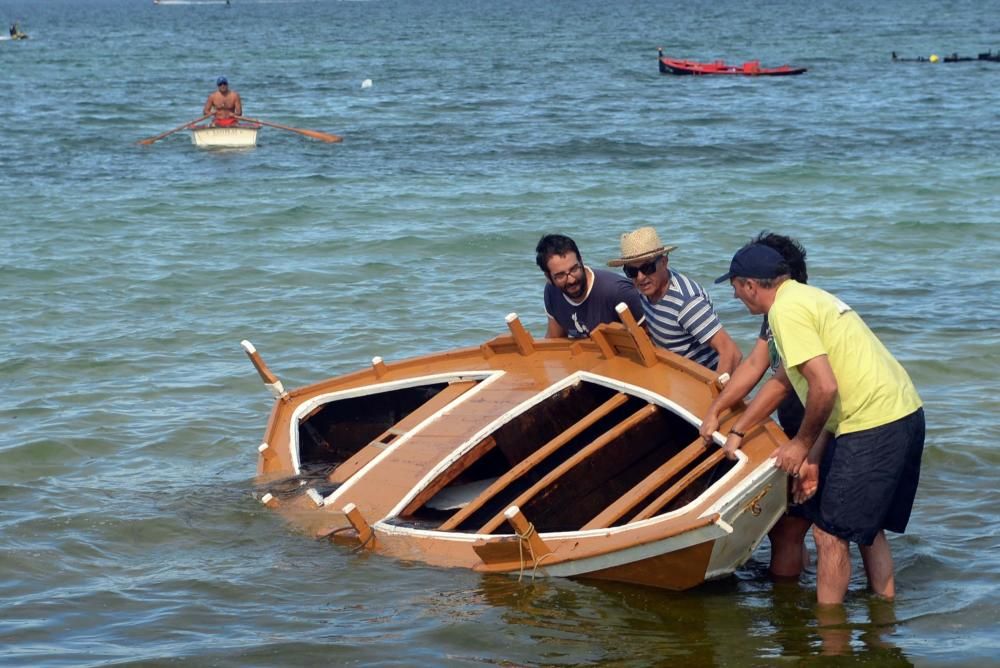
[659,56,806,76]
[190,124,259,148]
[245,314,790,591]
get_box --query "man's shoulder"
[590,267,624,283]
[591,268,640,296]
[592,269,638,292]
[667,268,709,299]
[775,281,826,308]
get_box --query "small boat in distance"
[658,48,806,76]
[244,309,790,591]
[190,122,260,148]
[891,50,1000,63]
[6,22,28,40]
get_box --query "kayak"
[658,49,806,76]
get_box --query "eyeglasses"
[550,263,584,283]
[623,257,661,279]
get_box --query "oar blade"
[303,130,343,143]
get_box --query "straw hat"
[607,227,678,267]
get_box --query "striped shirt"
[642,269,722,369]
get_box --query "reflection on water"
[445,563,916,665]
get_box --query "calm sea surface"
[1,0,998,664]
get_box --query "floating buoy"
[929,54,939,63]
[361,79,373,89]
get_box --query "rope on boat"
[514,521,554,582]
[352,529,376,553]
[316,526,355,540]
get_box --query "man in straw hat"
[608,227,741,374]
[535,234,646,339]
[715,242,924,605]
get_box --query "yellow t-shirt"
[768,281,922,436]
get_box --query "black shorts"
[802,408,925,546]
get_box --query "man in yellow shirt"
[716,243,925,606]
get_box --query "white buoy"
[361,79,373,89]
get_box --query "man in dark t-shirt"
[535,234,645,338]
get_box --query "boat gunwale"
[289,369,505,478]
[370,457,784,575]
[378,369,719,522]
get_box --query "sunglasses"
[623,257,661,279]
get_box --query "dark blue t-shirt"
[544,268,645,338]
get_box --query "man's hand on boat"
[699,413,721,446]
[773,437,810,475]
[721,432,744,460]
[792,460,820,504]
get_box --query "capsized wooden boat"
[658,49,806,76]
[244,307,789,591]
[190,122,259,148]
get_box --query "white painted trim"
[384,373,587,518]
[286,370,500,474]
[265,380,285,399]
[384,370,752,535]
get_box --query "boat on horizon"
[244,308,790,591]
[891,50,1000,63]
[658,48,807,76]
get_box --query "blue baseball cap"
[715,244,787,284]
[216,76,228,86]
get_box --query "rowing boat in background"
[190,123,259,148]
[658,48,807,76]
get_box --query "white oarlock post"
[305,488,325,507]
[505,313,535,356]
[503,505,551,558]
[241,340,289,400]
[372,356,387,378]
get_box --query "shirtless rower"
[203,77,243,127]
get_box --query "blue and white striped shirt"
[642,269,722,369]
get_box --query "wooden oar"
[136,114,212,145]
[237,116,343,143]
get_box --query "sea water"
[1,0,998,664]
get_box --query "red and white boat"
[658,48,807,76]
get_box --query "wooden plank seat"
[581,436,712,530]
[631,449,727,522]
[476,403,659,535]
[436,392,630,532]
[327,380,477,484]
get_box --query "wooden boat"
[244,308,790,591]
[658,49,806,76]
[189,122,259,148]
